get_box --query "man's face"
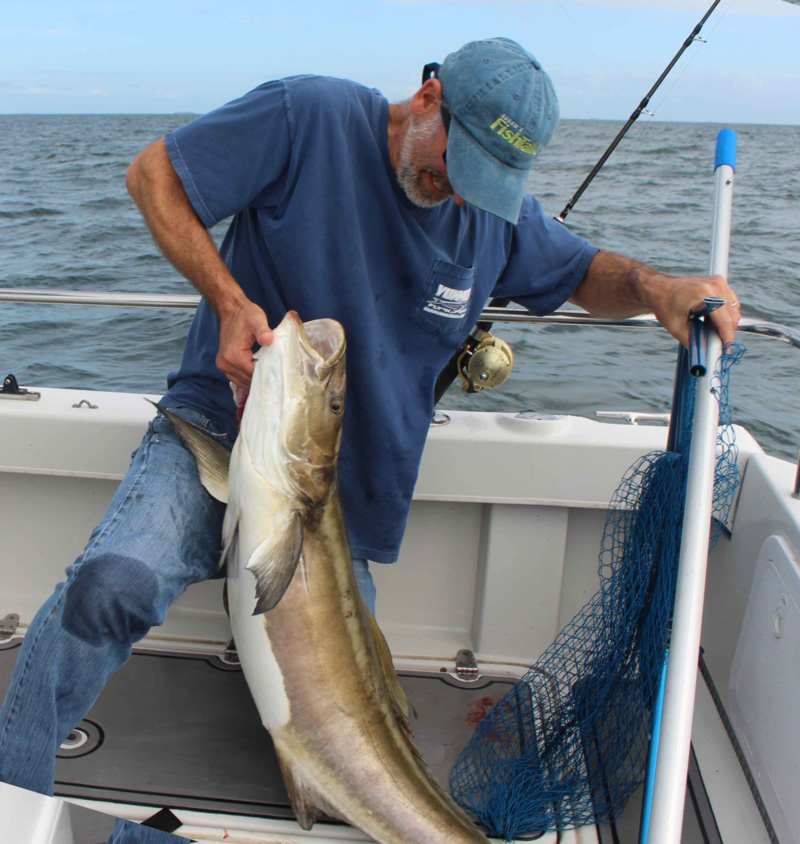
[395,110,456,208]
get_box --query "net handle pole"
[645,129,736,844]
[639,651,669,844]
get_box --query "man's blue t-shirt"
[162,75,598,563]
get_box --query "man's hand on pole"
[649,273,740,347]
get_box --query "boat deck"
[0,640,748,843]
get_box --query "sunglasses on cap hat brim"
[421,62,452,135]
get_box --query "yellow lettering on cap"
[491,117,540,155]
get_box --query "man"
[0,37,740,843]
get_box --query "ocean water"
[1,114,799,459]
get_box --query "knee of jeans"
[60,556,165,646]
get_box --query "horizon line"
[1,112,799,128]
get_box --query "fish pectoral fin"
[275,748,343,830]
[246,509,304,614]
[368,609,417,727]
[153,402,231,504]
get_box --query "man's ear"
[411,77,444,118]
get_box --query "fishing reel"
[456,329,514,393]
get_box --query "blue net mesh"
[450,344,745,840]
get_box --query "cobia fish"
[162,310,490,844]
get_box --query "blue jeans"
[0,408,376,843]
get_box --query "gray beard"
[395,113,451,208]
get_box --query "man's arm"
[570,251,741,346]
[126,138,272,387]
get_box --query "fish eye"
[330,399,343,415]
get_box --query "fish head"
[245,311,346,506]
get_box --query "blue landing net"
[450,345,745,841]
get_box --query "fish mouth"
[284,312,345,374]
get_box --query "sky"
[1,0,799,124]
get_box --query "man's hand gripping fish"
[162,311,490,844]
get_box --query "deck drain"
[57,719,103,758]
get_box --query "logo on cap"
[490,115,541,156]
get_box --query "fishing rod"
[558,0,725,223]
[433,0,726,406]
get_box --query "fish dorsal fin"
[153,402,230,504]
[368,609,417,728]
[274,744,343,830]
[368,605,474,816]
[247,508,304,614]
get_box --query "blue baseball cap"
[435,38,559,224]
